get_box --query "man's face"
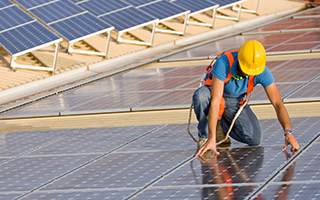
[237,66,249,77]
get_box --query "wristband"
[284,129,293,136]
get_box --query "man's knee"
[193,86,211,104]
[246,134,262,146]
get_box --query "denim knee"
[192,86,211,104]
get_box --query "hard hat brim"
[239,60,265,76]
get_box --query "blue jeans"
[192,86,262,146]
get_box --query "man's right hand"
[196,138,220,161]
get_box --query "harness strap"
[239,75,255,104]
[204,50,237,86]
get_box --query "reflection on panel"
[154,146,282,186]
[133,185,258,200]
[260,183,320,200]
[274,142,320,182]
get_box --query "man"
[192,40,300,158]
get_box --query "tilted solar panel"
[49,12,112,42]
[138,0,189,20]
[121,0,158,7]
[99,6,157,32]
[0,5,34,32]
[170,0,216,12]
[26,0,85,24]
[12,0,115,59]
[0,0,13,8]
[77,0,129,16]
[69,0,83,3]
[0,3,62,71]
[14,0,57,10]
[211,0,241,7]
[0,21,61,55]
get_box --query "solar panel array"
[0,117,319,199]
[0,0,62,71]
[0,1,61,56]
[75,0,158,46]
[15,0,113,43]
[1,4,320,200]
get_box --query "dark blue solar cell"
[49,12,112,41]
[69,0,83,3]
[99,6,157,32]
[14,0,55,10]
[121,0,157,7]
[171,0,217,12]
[0,21,60,55]
[28,0,85,24]
[77,0,129,16]
[0,0,13,8]
[0,6,34,31]
[210,0,240,7]
[138,1,188,20]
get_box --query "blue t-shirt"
[212,51,274,98]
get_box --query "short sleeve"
[254,66,274,88]
[212,55,230,82]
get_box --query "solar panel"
[138,0,189,20]
[14,0,56,10]
[69,0,83,3]
[75,0,158,46]
[171,0,216,13]
[121,0,158,7]
[0,21,61,55]
[99,6,157,32]
[0,5,34,32]
[25,0,86,24]
[0,4,62,71]
[137,0,190,35]
[76,0,128,16]
[14,0,114,57]
[169,0,219,27]
[49,12,112,42]
[0,0,13,8]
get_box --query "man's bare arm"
[197,76,224,157]
[264,82,300,151]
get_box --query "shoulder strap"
[204,50,238,86]
[223,51,237,84]
[239,75,255,104]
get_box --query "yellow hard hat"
[238,40,266,75]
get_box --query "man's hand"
[196,138,220,161]
[282,134,299,152]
